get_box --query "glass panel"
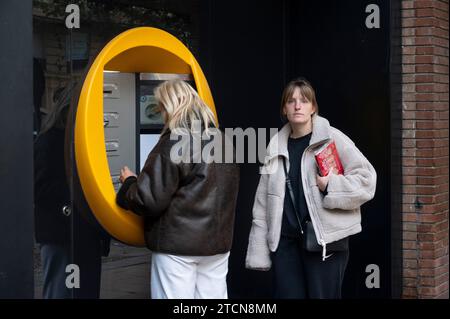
[33,0,200,299]
[140,83,164,127]
[33,1,77,298]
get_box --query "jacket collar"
[265,115,332,163]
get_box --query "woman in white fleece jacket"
[246,78,377,299]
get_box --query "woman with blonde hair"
[116,79,239,299]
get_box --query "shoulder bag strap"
[282,157,304,235]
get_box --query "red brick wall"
[401,0,449,299]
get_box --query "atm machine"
[73,26,216,247]
[103,72,195,191]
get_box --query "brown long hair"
[280,77,319,122]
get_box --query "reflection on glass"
[33,0,200,299]
[140,95,163,126]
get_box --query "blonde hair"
[154,80,217,135]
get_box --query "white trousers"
[150,251,230,299]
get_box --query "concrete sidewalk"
[100,240,151,299]
[34,240,151,299]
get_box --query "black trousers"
[272,235,349,299]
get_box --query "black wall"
[200,0,397,298]
[200,0,286,299]
[288,0,392,299]
[0,0,34,298]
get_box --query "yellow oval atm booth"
[75,27,216,246]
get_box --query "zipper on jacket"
[301,143,328,260]
[320,239,328,261]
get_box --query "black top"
[281,132,312,238]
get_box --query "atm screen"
[138,73,195,130]
[139,85,164,128]
[139,133,160,171]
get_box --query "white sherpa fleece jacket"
[246,115,377,270]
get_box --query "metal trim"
[139,72,193,81]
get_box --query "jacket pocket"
[310,185,361,235]
[267,172,284,197]
[266,194,283,246]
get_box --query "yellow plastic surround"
[75,27,216,246]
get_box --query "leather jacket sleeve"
[116,152,179,218]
